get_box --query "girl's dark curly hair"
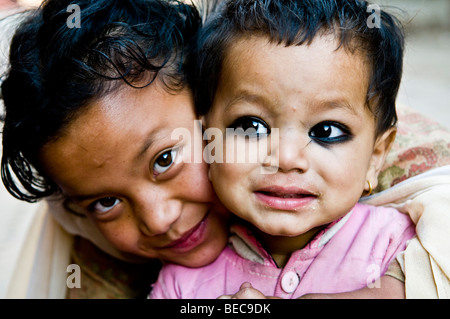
[1,0,201,202]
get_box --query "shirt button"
[281,271,300,294]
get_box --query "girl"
[1,0,229,298]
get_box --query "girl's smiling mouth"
[162,213,209,252]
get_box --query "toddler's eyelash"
[228,116,271,137]
[309,121,353,145]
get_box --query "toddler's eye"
[309,122,350,143]
[153,148,178,175]
[92,197,121,214]
[230,116,270,138]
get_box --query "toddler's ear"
[366,127,397,190]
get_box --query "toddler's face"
[205,34,394,238]
[39,83,229,267]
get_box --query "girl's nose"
[135,197,181,237]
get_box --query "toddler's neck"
[254,225,325,268]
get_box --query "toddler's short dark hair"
[190,0,404,137]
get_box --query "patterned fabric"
[376,104,450,192]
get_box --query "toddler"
[150,0,415,299]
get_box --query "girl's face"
[205,35,395,242]
[39,83,229,267]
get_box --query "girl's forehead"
[39,85,197,194]
[81,82,193,123]
[46,84,196,158]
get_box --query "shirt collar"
[229,209,354,266]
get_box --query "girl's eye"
[92,197,121,214]
[309,122,350,143]
[229,116,270,138]
[153,148,178,175]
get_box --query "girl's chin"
[181,242,227,268]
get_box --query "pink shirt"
[150,203,415,299]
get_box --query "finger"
[239,282,253,290]
[234,287,266,299]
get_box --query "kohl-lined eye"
[92,197,121,214]
[153,148,178,175]
[309,121,350,144]
[229,116,270,138]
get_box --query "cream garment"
[361,165,450,299]
[3,198,126,298]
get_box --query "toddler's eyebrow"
[224,92,271,113]
[223,89,359,117]
[318,100,358,116]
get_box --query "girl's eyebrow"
[135,130,165,162]
[68,134,165,202]
[136,135,157,161]
[69,192,104,203]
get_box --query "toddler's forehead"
[223,34,370,91]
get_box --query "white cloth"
[361,165,450,299]
[1,200,73,298]
[2,197,134,299]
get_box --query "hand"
[218,282,281,299]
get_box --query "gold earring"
[366,180,373,196]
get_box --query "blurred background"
[382,0,450,131]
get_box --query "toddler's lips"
[259,192,309,198]
[255,186,317,211]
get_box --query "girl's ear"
[365,127,397,191]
